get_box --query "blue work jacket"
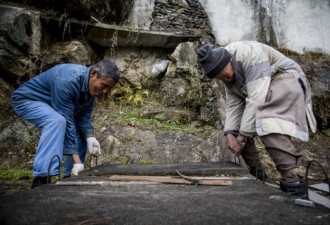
[11,64,95,155]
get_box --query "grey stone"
[0,5,41,80]
[42,40,93,68]
[170,42,197,66]
[140,107,192,123]
[97,124,223,164]
[160,77,187,106]
[0,77,14,112]
[151,59,170,76]
[124,69,142,86]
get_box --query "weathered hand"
[225,134,243,157]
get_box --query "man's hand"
[225,134,244,157]
[71,163,84,176]
[87,137,101,156]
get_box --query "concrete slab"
[86,23,199,48]
[0,162,329,225]
[39,16,199,49]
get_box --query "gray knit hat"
[197,44,231,79]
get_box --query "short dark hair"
[92,60,120,82]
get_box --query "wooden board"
[109,175,233,186]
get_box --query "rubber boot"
[279,179,306,196]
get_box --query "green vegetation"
[0,167,33,181]
[139,158,153,164]
[278,48,326,61]
[119,157,129,164]
[161,121,202,133]
[108,108,204,135]
[110,85,149,106]
[115,109,159,126]
[97,154,153,165]
[257,147,267,155]
[321,128,330,137]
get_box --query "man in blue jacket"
[11,60,120,188]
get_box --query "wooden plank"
[109,175,233,186]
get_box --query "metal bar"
[305,160,330,201]
[47,154,61,184]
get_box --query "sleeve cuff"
[224,130,239,136]
[239,130,256,138]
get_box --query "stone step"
[82,161,249,177]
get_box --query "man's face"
[88,70,116,97]
[215,59,235,82]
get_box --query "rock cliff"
[0,0,329,179]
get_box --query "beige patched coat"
[222,41,316,141]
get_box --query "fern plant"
[111,84,149,106]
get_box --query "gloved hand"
[71,163,84,176]
[87,137,101,156]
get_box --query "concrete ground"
[0,162,329,225]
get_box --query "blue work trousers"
[12,100,87,177]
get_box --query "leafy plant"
[111,84,149,106]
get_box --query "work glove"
[87,137,101,156]
[71,163,84,176]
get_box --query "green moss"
[278,48,301,57]
[257,147,267,155]
[278,48,325,61]
[119,157,129,164]
[108,108,204,135]
[0,167,33,181]
[139,158,153,164]
[162,121,203,133]
[321,129,330,137]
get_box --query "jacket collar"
[224,51,245,89]
[82,66,93,94]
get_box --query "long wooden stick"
[109,175,233,186]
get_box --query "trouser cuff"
[281,168,302,182]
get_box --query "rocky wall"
[0,1,329,170]
[150,0,215,43]
[2,0,134,25]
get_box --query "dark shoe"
[63,174,71,179]
[249,166,269,182]
[279,179,306,196]
[31,176,49,189]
